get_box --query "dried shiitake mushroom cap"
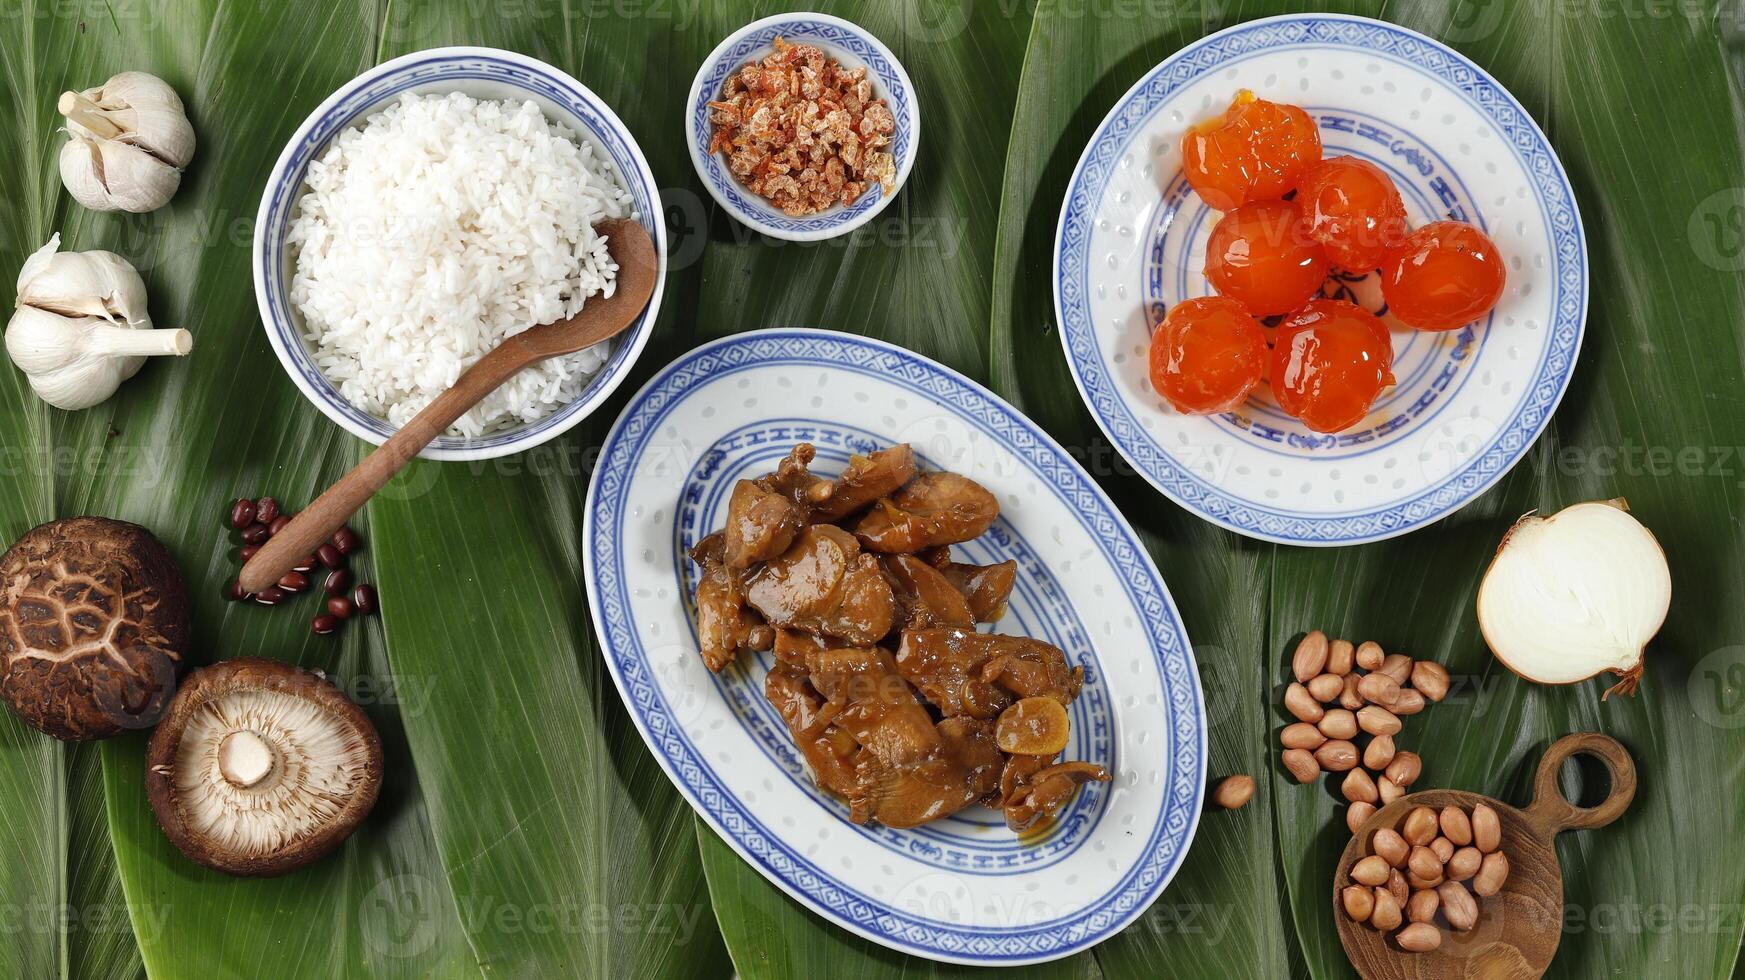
[145,658,383,877]
[0,517,189,740]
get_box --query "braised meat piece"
[894,629,1081,719]
[771,628,829,669]
[724,479,802,569]
[756,443,835,512]
[1001,760,1111,833]
[743,526,895,645]
[765,664,860,801]
[690,533,774,672]
[937,558,1017,623]
[806,647,938,768]
[811,444,918,521]
[854,472,1000,553]
[880,554,974,632]
[855,715,1004,828]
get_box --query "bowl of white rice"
[254,47,665,460]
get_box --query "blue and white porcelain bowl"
[1054,14,1588,545]
[686,13,920,242]
[583,329,1205,965]
[254,47,666,461]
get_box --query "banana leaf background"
[1,0,1742,977]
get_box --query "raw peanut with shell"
[1406,888,1439,924]
[1357,704,1402,736]
[1357,672,1401,706]
[1472,803,1501,852]
[1411,660,1450,701]
[1385,752,1422,788]
[1378,776,1404,805]
[1281,722,1327,750]
[1355,640,1385,671]
[1282,748,1320,783]
[1473,851,1510,896]
[1448,846,1483,881]
[1401,806,1439,845]
[1438,880,1479,931]
[1392,689,1426,716]
[1372,828,1409,867]
[1343,884,1375,923]
[1396,921,1442,952]
[1307,672,1344,702]
[1328,638,1355,675]
[1315,739,1359,772]
[1352,855,1391,886]
[1319,708,1358,740]
[1339,673,1364,710]
[1285,682,1324,723]
[1430,836,1455,864]
[1363,734,1396,770]
[1342,767,1379,804]
[1213,775,1255,810]
[1346,801,1377,833]
[1370,887,1403,931]
[1293,630,1329,682]
[1440,805,1474,845]
[1380,654,1413,685]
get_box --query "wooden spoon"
[239,218,657,594]
[1334,733,1635,980]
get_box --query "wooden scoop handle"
[237,341,534,593]
[1524,732,1637,835]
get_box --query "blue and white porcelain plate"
[583,329,1205,965]
[1053,14,1588,545]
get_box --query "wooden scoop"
[1334,733,1636,980]
[240,218,657,594]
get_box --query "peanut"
[1352,855,1391,886]
[1282,749,1320,784]
[1430,836,1455,864]
[1355,640,1385,671]
[1213,775,1255,810]
[1285,683,1324,723]
[1315,740,1359,772]
[1473,851,1510,897]
[1292,631,1329,682]
[1370,887,1403,931]
[1406,888,1439,924]
[1380,653,1414,685]
[1396,921,1442,952]
[1411,660,1450,701]
[1357,705,1402,736]
[1448,846,1483,882]
[1388,869,1409,906]
[1385,752,1422,788]
[1280,722,1326,750]
[1401,806,1439,845]
[1318,708,1358,740]
[1438,880,1479,931]
[1328,638,1355,675]
[1339,673,1365,710]
[1346,801,1377,834]
[1357,672,1401,706]
[1342,767,1379,805]
[1440,805,1474,846]
[1307,672,1344,703]
[1342,884,1374,923]
[1408,870,1445,891]
[1363,734,1397,770]
[1472,803,1501,853]
[1378,776,1404,805]
[1392,689,1426,716]
[1407,845,1443,882]
[1372,828,1409,868]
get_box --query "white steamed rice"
[287,92,632,437]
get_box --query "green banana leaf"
[1,0,1742,977]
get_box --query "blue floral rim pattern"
[689,18,915,234]
[584,329,1206,964]
[258,53,663,453]
[1053,14,1588,544]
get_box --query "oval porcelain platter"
[583,329,1206,965]
[1054,13,1588,546]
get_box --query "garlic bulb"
[5,235,192,410]
[58,72,195,213]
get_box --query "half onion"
[1476,499,1670,698]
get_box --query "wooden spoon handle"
[238,341,534,593]
[1523,732,1637,835]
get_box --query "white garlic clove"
[57,71,194,214]
[15,234,151,325]
[59,136,184,214]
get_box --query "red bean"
[353,583,378,616]
[317,544,344,569]
[253,586,288,606]
[229,498,256,530]
[332,526,362,555]
[268,515,291,537]
[292,554,318,574]
[311,615,340,636]
[255,497,280,524]
[224,581,251,602]
[279,571,309,593]
[241,524,269,546]
[323,569,351,596]
[327,596,354,619]
[239,545,259,562]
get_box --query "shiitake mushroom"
[0,517,189,739]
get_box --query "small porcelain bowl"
[254,46,666,461]
[686,12,920,242]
